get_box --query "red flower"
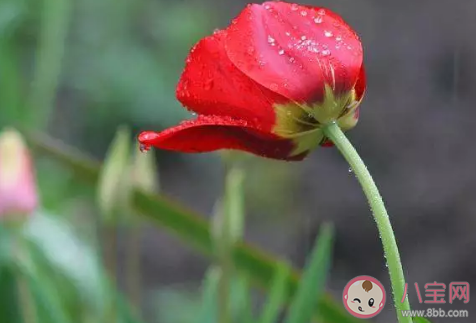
[139,1,366,161]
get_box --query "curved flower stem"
[322,122,411,323]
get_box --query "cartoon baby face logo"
[343,275,386,319]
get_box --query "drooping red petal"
[225,2,363,103]
[176,30,288,132]
[138,115,306,161]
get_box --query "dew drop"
[348,167,353,174]
[324,30,333,37]
[300,10,308,16]
[291,3,299,11]
[289,57,295,63]
[264,4,270,10]
[317,9,326,15]
[336,35,342,41]
[314,16,323,24]
[321,49,331,56]
[285,31,291,36]
[139,144,150,153]
[278,49,285,55]
[301,35,307,40]
[267,35,276,46]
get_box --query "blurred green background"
[0,0,475,322]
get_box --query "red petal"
[354,64,366,101]
[225,2,363,103]
[138,115,306,161]
[176,30,288,132]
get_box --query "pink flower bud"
[0,128,38,219]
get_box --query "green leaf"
[197,266,220,323]
[231,274,254,323]
[258,264,290,323]
[283,223,333,323]
[22,210,108,315]
[26,269,74,323]
[26,132,364,323]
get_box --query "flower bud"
[97,126,132,223]
[0,128,38,220]
[130,142,159,194]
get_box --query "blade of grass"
[28,0,72,130]
[26,132,363,323]
[197,266,220,323]
[231,274,254,323]
[283,223,333,323]
[258,264,289,323]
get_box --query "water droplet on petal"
[336,35,342,41]
[278,49,285,55]
[301,35,307,40]
[300,10,307,16]
[321,49,331,56]
[139,144,150,153]
[317,9,326,15]
[270,83,279,91]
[324,30,333,37]
[267,35,276,46]
[314,16,323,24]
[291,3,299,11]
[289,57,295,63]
[285,31,291,36]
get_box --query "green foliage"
[0,211,142,323]
[28,133,363,323]
[283,224,333,323]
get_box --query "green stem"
[125,224,142,316]
[214,165,233,323]
[322,122,411,323]
[28,0,72,130]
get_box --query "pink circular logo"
[343,275,386,319]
